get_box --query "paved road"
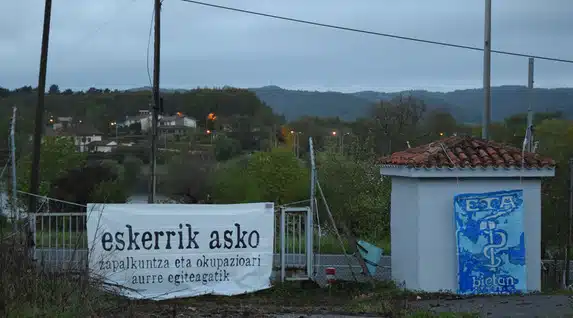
[412,294,573,317]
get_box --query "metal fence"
[32,212,89,272]
[28,210,573,289]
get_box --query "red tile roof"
[378,136,555,169]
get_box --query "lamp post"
[110,121,118,139]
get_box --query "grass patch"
[35,231,88,249]
[157,280,480,316]
[1,235,116,317]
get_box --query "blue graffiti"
[454,189,527,295]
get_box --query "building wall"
[95,146,113,153]
[74,135,102,152]
[402,177,542,292]
[390,177,419,289]
[183,117,197,128]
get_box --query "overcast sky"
[1,0,572,93]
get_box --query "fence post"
[280,207,286,282]
[565,158,573,287]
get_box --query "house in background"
[89,140,135,153]
[158,113,197,136]
[119,109,163,132]
[49,116,74,130]
[89,140,117,153]
[44,124,103,152]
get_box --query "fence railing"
[27,211,573,289]
[32,212,88,272]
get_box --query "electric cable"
[179,0,573,64]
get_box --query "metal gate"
[32,212,89,272]
[279,206,313,282]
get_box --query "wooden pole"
[29,0,53,213]
[148,0,161,203]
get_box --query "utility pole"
[482,0,492,140]
[10,107,17,231]
[148,0,161,204]
[29,0,53,214]
[526,58,535,152]
[566,158,573,287]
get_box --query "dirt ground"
[96,282,573,317]
[412,294,573,317]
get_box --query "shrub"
[162,153,214,202]
[214,135,242,161]
[122,155,143,187]
[211,148,309,205]
[316,146,390,242]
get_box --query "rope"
[16,191,87,209]
[313,197,321,278]
[316,180,358,282]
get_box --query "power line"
[72,0,138,52]
[179,0,573,64]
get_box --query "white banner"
[87,202,275,300]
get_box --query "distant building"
[119,110,162,132]
[158,114,197,136]
[88,140,135,153]
[120,111,197,134]
[89,140,118,153]
[50,116,74,130]
[44,124,103,152]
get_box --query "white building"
[379,136,555,294]
[119,111,162,132]
[120,111,196,133]
[44,125,103,152]
[159,115,197,128]
[90,140,117,153]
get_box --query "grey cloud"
[1,0,572,92]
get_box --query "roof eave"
[380,164,555,178]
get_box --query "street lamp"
[110,121,118,139]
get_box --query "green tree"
[423,109,457,138]
[17,137,87,197]
[214,135,242,161]
[122,156,143,188]
[211,148,309,205]
[535,119,573,257]
[316,145,390,242]
[48,84,60,94]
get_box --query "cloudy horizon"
[2,0,573,93]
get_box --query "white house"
[44,124,103,152]
[119,110,163,132]
[89,140,136,153]
[90,140,117,153]
[379,136,555,294]
[159,115,197,128]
